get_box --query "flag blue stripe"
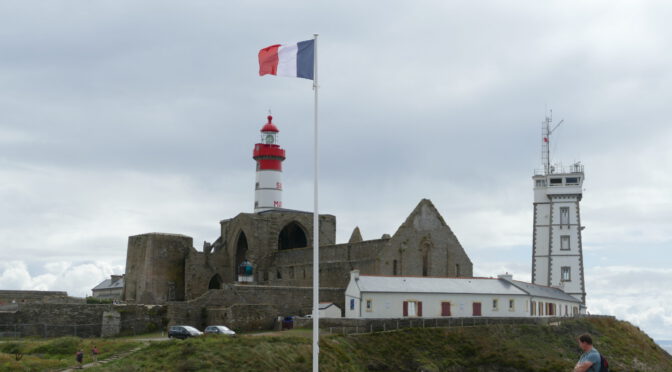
[296,39,314,80]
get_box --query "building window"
[531,301,536,316]
[560,207,570,226]
[455,264,461,277]
[492,299,499,311]
[366,299,373,312]
[550,178,562,186]
[350,298,355,310]
[561,235,570,250]
[565,177,579,185]
[393,260,398,275]
[441,302,451,316]
[535,179,546,187]
[403,301,422,317]
[276,269,282,279]
[509,299,515,311]
[538,302,544,316]
[561,266,571,281]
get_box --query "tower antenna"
[541,109,564,174]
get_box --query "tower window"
[549,178,562,186]
[535,179,546,187]
[561,267,571,281]
[560,207,570,226]
[560,235,570,250]
[565,177,580,185]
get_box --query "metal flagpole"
[311,33,320,372]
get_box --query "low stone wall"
[0,303,166,338]
[0,290,84,305]
[166,285,345,332]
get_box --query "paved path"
[58,345,145,371]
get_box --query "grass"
[0,336,141,372]
[2,317,671,371]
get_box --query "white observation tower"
[253,115,286,212]
[531,111,587,308]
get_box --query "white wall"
[355,292,531,318]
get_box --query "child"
[92,345,99,362]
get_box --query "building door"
[472,302,482,316]
[441,302,451,316]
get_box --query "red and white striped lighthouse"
[253,115,286,212]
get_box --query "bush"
[86,297,114,304]
[0,342,23,354]
[30,337,80,356]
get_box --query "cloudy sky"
[1,1,670,340]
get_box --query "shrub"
[30,337,80,356]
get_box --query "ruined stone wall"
[0,304,165,338]
[123,233,192,304]
[0,290,84,304]
[379,200,473,277]
[167,285,344,331]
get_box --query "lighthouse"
[531,112,587,308]
[253,115,286,213]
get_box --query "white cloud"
[586,266,672,340]
[0,260,123,297]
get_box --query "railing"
[534,162,584,176]
[322,315,595,336]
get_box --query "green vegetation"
[1,317,670,371]
[0,336,141,371]
[86,297,114,304]
[91,317,670,372]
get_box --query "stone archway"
[208,274,223,289]
[278,221,308,250]
[234,231,248,281]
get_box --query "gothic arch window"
[234,231,248,281]
[421,240,432,277]
[278,221,308,250]
[208,274,223,289]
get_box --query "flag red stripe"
[259,44,281,76]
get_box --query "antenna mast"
[541,110,563,175]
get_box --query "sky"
[0,1,670,340]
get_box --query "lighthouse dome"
[261,115,279,133]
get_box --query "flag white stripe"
[277,44,298,77]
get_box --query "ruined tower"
[253,115,286,212]
[531,112,586,306]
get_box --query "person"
[574,333,601,372]
[75,349,84,369]
[92,345,99,362]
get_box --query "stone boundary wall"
[0,290,84,304]
[294,315,616,335]
[0,304,166,338]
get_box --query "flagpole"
[311,33,320,372]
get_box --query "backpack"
[599,354,609,372]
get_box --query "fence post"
[397,320,399,330]
[370,324,372,333]
[355,326,358,334]
[422,319,425,328]
[74,325,77,337]
[383,323,386,331]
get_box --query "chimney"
[497,272,513,281]
[111,275,123,283]
[350,270,360,282]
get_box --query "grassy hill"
[2,317,671,371]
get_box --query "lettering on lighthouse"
[253,115,286,213]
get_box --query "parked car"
[204,325,236,335]
[168,325,203,339]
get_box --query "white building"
[319,302,342,318]
[532,113,586,305]
[345,271,581,319]
[91,274,124,300]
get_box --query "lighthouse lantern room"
[253,115,286,212]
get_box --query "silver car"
[204,325,236,335]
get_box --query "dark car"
[168,325,202,339]
[204,325,236,335]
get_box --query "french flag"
[258,39,314,80]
